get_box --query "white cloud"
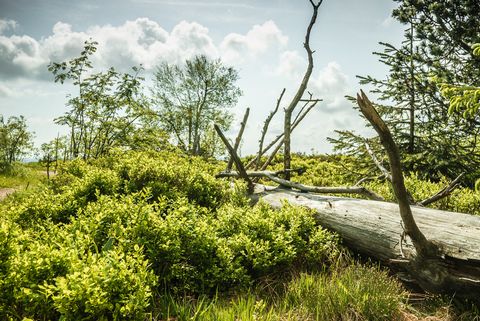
[0,18,288,80]
[220,20,288,63]
[381,16,395,28]
[0,83,15,97]
[309,61,349,109]
[275,50,306,78]
[0,19,17,33]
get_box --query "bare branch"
[364,139,416,204]
[217,170,385,201]
[260,101,319,171]
[364,140,392,181]
[226,108,250,171]
[214,124,254,193]
[245,99,319,170]
[418,172,465,207]
[283,0,322,181]
[357,90,433,257]
[254,89,285,170]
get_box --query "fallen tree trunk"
[260,188,480,298]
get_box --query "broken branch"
[214,124,254,193]
[217,170,385,201]
[418,172,465,207]
[226,108,250,171]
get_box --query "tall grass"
[150,263,406,321]
[0,162,45,189]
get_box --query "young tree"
[0,115,34,169]
[151,55,242,157]
[49,40,153,160]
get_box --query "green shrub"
[0,150,344,319]
[43,248,155,321]
[267,154,480,216]
[112,150,229,208]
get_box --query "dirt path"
[0,188,15,201]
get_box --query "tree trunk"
[260,189,480,298]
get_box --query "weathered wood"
[217,170,385,201]
[283,1,322,181]
[260,189,480,296]
[357,90,432,257]
[214,124,254,193]
[418,172,465,207]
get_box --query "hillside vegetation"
[1,151,479,320]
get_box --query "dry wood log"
[260,189,480,298]
[217,170,385,201]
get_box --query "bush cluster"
[268,154,480,216]
[0,150,341,320]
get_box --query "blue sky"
[0,0,406,155]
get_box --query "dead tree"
[283,0,323,181]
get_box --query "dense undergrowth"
[1,151,479,320]
[263,154,480,216]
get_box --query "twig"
[364,140,392,181]
[259,101,319,170]
[364,140,415,203]
[226,108,250,171]
[255,89,285,170]
[418,172,465,207]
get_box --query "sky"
[0,0,406,157]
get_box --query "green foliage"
[151,264,405,321]
[331,0,480,184]
[285,264,405,321]
[152,55,242,157]
[0,115,34,169]
[437,43,480,119]
[265,153,480,216]
[0,150,342,319]
[0,163,44,189]
[49,40,165,160]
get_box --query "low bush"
[0,150,342,320]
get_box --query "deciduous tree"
[151,55,241,157]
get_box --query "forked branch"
[356,90,434,257]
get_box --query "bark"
[283,0,322,181]
[357,90,433,257]
[214,124,254,193]
[260,189,480,297]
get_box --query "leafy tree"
[151,55,242,157]
[40,135,67,178]
[48,40,154,160]
[330,0,480,184]
[0,115,34,169]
